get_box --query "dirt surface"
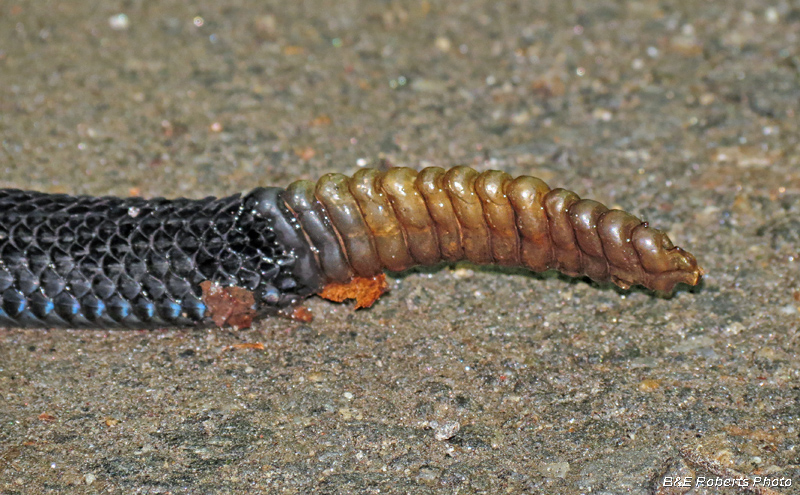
[1,1,799,493]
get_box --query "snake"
[0,166,702,328]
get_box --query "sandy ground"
[1,1,799,493]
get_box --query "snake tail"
[0,166,702,328]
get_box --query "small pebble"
[417,466,441,483]
[452,267,474,279]
[109,14,130,31]
[434,36,451,52]
[433,421,460,441]
[765,7,779,23]
[638,379,661,392]
[307,372,325,382]
[540,461,570,479]
[724,322,745,335]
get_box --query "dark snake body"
[0,188,320,327]
[0,166,702,328]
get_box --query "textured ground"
[1,1,799,494]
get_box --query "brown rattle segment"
[299,166,702,300]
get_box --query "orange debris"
[290,306,314,322]
[226,342,265,351]
[200,281,256,328]
[318,274,389,309]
